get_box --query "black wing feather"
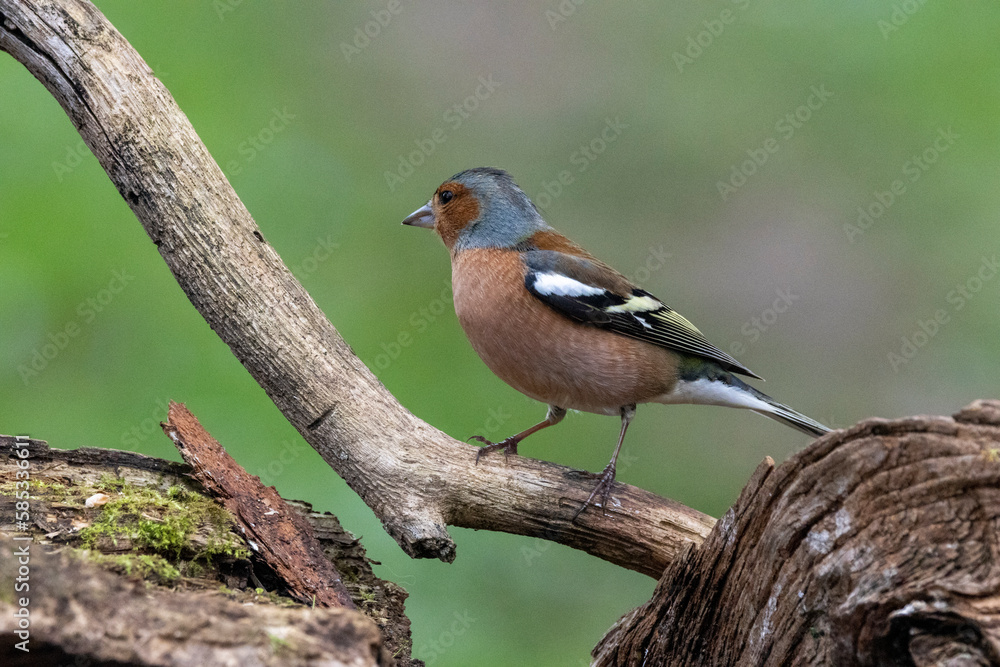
[523,251,762,379]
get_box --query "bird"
[401,167,831,518]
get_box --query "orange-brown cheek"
[434,186,480,249]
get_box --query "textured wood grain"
[594,400,1000,666]
[0,0,713,577]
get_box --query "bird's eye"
[439,190,454,204]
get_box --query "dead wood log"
[0,533,389,667]
[0,435,417,666]
[0,0,712,577]
[593,400,1000,666]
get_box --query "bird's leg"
[574,404,636,521]
[472,405,566,463]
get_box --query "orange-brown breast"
[451,248,681,414]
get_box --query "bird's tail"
[730,375,831,437]
[661,369,831,437]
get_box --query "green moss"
[30,480,68,494]
[0,478,80,504]
[268,633,294,654]
[179,559,205,578]
[6,474,253,590]
[95,474,130,493]
[79,479,249,564]
[84,552,181,584]
[249,587,300,607]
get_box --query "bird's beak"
[401,201,435,229]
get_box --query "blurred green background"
[2,1,998,664]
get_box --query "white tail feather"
[657,378,830,437]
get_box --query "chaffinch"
[402,167,830,517]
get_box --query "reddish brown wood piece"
[163,401,355,609]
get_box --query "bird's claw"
[470,435,519,464]
[573,463,617,522]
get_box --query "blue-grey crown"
[449,167,550,251]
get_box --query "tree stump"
[594,400,1000,666]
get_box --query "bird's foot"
[470,435,520,464]
[573,463,617,521]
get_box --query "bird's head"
[401,167,549,252]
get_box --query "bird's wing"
[522,250,762,379]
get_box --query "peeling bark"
[163,401,355,609]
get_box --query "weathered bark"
[0,435,417,666]
[163,401,355,609]
[0,0,712,578]
[594,400,1000,666]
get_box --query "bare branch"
[0,0,713,576]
